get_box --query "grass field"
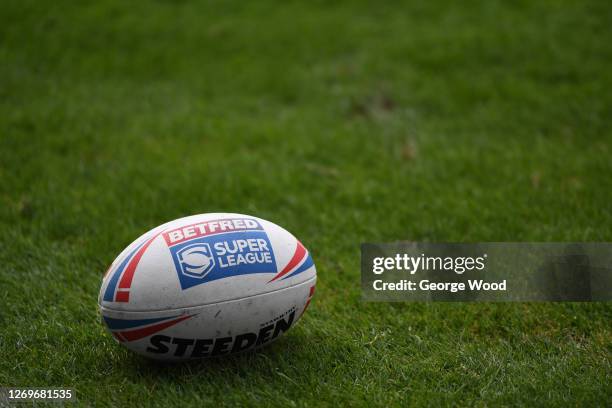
[1,0,611,406]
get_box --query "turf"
[1,0,611,406]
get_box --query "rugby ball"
[98,213,316,361]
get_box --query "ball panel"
[101,275,316,361]
[100,213,315,311]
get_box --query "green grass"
[1,0,611,406]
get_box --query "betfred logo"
[163,218,262,246]
[166,218,278,289]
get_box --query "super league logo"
[177,243,215,279]
[169,230,277,290]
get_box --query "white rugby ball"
[98,213,316,361]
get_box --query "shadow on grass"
[109,332,324,387]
